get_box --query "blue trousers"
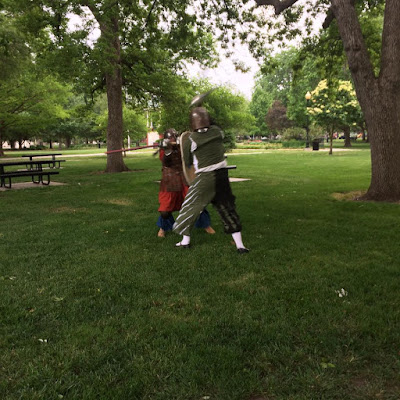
[157,208,211,231]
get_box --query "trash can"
[312,139,320,151]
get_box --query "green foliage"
[251,48,322,135]
[0,14,30,81]
[249,84,273,135]
[287,53,322,129]
[159,78,255,151]
[158,76,196,133]
[281,127,306,141]
[204,86,256,138]
[10,0,219,105]
[307,79,361,134]
[281,139,306,148]
[250,48,299,135]
[0,72,71,141]
[96,106,147,142]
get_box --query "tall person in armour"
[173,107,249,254]
[157,128,215,238]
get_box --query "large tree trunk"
[343,125,351,148]
[332,0,400,201]
[101,16,128,173]
[361,94,400,201]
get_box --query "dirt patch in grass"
[104,199,133,206]
[347,375,400,398]
[224,272,257,288]
[333,190,400,204]
[332,191,366,201]
[52,207,88,213]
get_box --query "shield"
[180,131,196,185]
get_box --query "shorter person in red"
[157,128,215,238]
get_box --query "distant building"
[3,140,32,149]
[147,131,161,146]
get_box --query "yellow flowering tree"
[307,80,362,154]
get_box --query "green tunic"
[183,125,227,173]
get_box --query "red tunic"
[158,148,188,212]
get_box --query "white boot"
[232,232,249,254]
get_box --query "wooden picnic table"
[20,153,65,169]
[0,160,60,189]
[21,153,62,161]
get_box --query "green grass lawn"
[1,148,399,400]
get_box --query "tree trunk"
[332,0,400,201]
[361,95,400,201]
[0,136,4,157]
[0,124,4,156]
[49,140,53,149]
[329,128,333,155]
[343,125,351,148]
[102,16,128,173]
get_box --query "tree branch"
[255,0,300,14]
[322,8,335,29]
[323,0,355,30]
[145,0,158,28]
[330,0,376,106]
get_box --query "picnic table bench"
[0,160,60,189]
[21,153,65,169]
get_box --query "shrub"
[29,145,46,150]
[282,140,306,148]
[264,142,283,149]
[281,127,306,141]
[223,130,236,151]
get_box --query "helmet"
[190,107,211,131]
[163,128,177,141]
